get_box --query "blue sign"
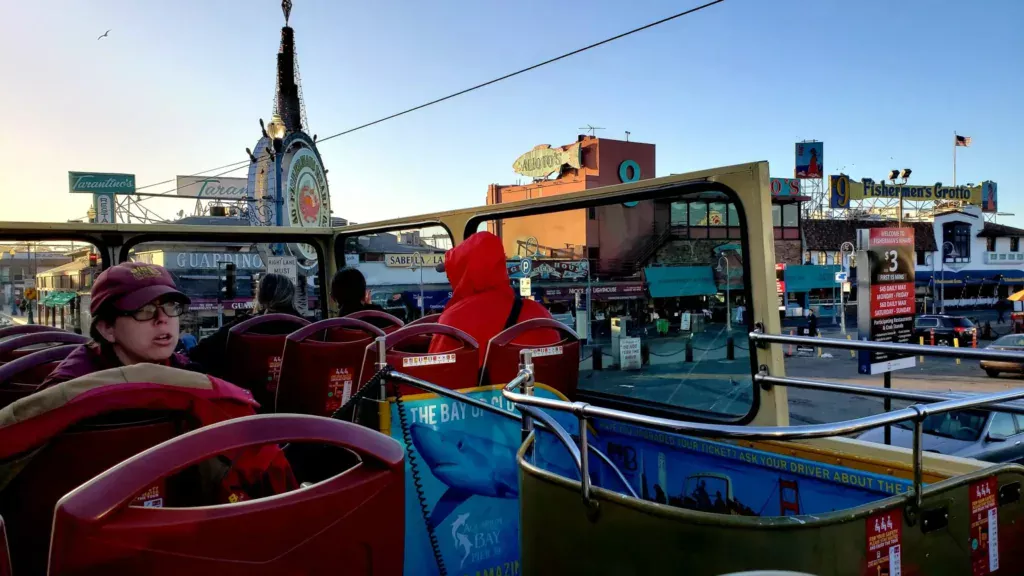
[584,420,915,517]
[794,142,823,179]
[390,385,577,576]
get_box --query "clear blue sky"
[2,0,1021,225]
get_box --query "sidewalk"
[0,312,28,327]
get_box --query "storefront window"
[782,204,799,227]
[689,202,707,227]
[708,202,727,226]
[728,203,740,227]
[771,205,782,227]
[670,202,688,225]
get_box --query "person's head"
[436,232,509,301]
[256,273,296,313]
[331,267,369,310]
[89,262,190,365]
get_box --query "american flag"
[955,134,972,147]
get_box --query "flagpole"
[953,131,957,187]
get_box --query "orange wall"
[486,136,656,263]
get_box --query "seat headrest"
[0,364,212,428]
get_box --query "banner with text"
[388,385,578,576]
[831,175,998,212]
[857,227,916,374]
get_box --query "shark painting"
[409,423,519,530]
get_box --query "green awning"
[784,264,842,292]
[42,291,76,307]
[645,266,718,298]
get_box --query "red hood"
[444,232,511,305]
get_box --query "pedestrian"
[807,309,818,337]
[995,298,1011,323]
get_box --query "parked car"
[913,314,976,346]
[980,333,1024,377]
[858,393,1024,464]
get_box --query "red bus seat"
[481,318,580,399]
[0,344,79,409]
[407,313,441,326]
[401,314,442,352]
[276,318,386,416]
[0,516,10,576]
[0,325,64,340]
[0,331,88,363]
[0,364,262,576]
[347,310,405,334]
[365,324,478,395]
[225,313,310,411]
[49,414,405,576]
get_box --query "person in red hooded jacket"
[429,231,558,365]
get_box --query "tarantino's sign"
[857,227,916,374]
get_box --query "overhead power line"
[134,0,728,204]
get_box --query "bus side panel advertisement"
[588,419,914,517]
[857,227,917,374]
[388,386,578,576]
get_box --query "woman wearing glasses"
[42,262,199,386]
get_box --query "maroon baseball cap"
[90,262,190,316]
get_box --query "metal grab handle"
[503,369,1024,521]
[749,328,1024,362]
[385,366,637,501]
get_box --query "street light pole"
[840,241,854,335]
[718,255,731,331]
[412,251,425,318]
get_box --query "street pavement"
[579,318,1024,427]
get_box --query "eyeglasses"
[122,301,187,321]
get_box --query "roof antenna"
[578,125,604,137]
[625,130,631,142]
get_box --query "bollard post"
[593,346,603,371]
[918,336,924,363]
[847,334,855,358]
[787,329,794,357]
[930,328,935,346]
[973,330,977,349]
[726,335,735,360]
[954,337,960,365]
[816,330,822,358]
[685,337,694,363]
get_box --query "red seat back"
[1,417,180,575]
[407,313,441,326]
[402,314,442,352]
[0,325,64,340]
[347,310,405,334]
[225,314,310,411]
[481,318,581,399]
[49,414,405,576]
[0,344,79,409]
[0,516,11,576]
[0,331,88,362]
[371,324,479,394]
[0,368,261,576]
[276,318,386,416]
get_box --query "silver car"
[858,393,1024,464]
[980,333,1024,377]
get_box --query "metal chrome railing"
[503,338,1024,522]
[364,338,637,498]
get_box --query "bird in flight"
[97,29,111,40]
